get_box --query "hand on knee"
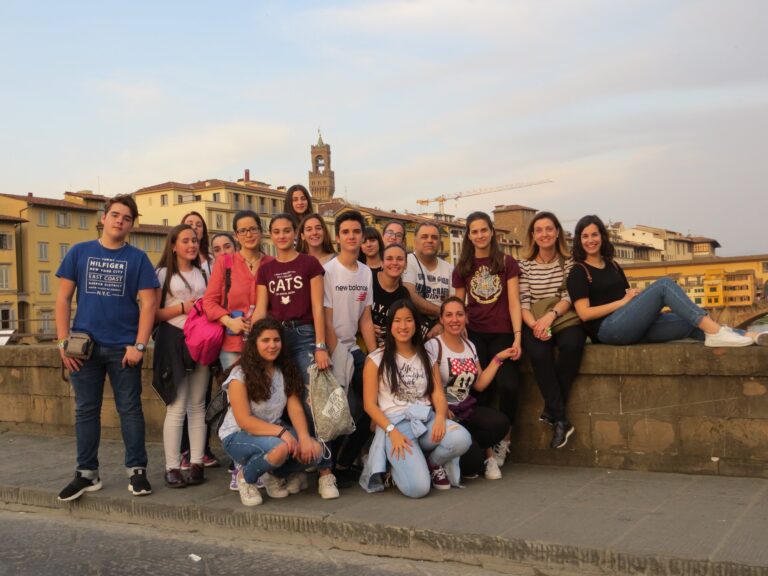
[265,442,290,467]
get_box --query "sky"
[1,0,766,255]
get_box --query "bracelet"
[277,426,288,439]
[180,302,185,313]
[493,355,504,365]
[315,342,327,351]
[551,309,559,318]
[57,338,67,350]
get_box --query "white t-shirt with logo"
[425,335,479,406]
[403,253,454,310]
[368,348,435,416]
[323,258,373,351]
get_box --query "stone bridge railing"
[1,344,766,478]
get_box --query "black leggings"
[521,324,585,422]
[467,330,522,426]
[458,406,510,476]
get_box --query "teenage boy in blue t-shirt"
[55,194,159,502]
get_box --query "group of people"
[55,186,764,504]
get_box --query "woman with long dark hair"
[568,215,754,348]
[218,319,324,507]
[253,213,338,499]
[298,213,336,265]
[451,211,522,468]
[371,243,410,347]
[181,211,212,275]
[153,224,209,488]
[520,211,586,449]
[360,299,471,498]
[284,184,314,226]
[203,210,273,371]
[359,227,384,272]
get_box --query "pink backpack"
[184,255,233,365]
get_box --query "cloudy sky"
[1,1,765,255]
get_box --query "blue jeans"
[598,277,706,345]
[222,425,321,483]
[336,348,369,469]
[70,344,147,471]
[283,323,332,471]
[219,351,240,371]
[385,413,472,498]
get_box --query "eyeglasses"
[236,226,261,236]
[384,231,404,239]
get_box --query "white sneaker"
[285,472,308,494]
[236,470,262,507]
[261,473,289,498]
[754,332,768,347]
[492,439,511,467]
[318,473,340,500]
[705,326,754,348]
[484,458,502,480]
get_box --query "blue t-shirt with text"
[56,240,159,346]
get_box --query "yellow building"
[623,255,768,312]
[0,214,26,331]
[0,193,105,338]
[133,173,287,255]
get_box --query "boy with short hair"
[55,194,159,501]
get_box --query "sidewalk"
[1,430,767,575]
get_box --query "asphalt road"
[0,508,508,576]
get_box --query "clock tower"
[308,131,335,202]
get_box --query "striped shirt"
[519,257,574,310]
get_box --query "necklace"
[98,238,126,250]
[536,252,558,264]
[241,252,261,272]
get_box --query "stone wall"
[1,344,767,478]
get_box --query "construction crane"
[416,179,553,214]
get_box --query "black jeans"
[458,406,510,476]
[467,330,521,426]
[521,324,586,422]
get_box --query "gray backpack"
[307,364,355,442]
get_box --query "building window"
[56,212,71,228]
[38,242,49,261]
[233,193,240,209]
[162,218,168,226]
[259,197,266,213]
[762,262,768,273]
[155,237,163,251]
[79,214,88,229]
[161,194,168,206]
[0,306,13,329]
[39,272,50,294]
[38,210,48,226]
[271,199,277,213]
[694,297,701,304]
[215,214,223,229]
[0,265,9,289]
[59,244,69,260]
[143,237,151,251]
[0,233,11,250]
[39,309,53,333]
[247,195,253,207]
[709,287,717,293]
[213,192,220,203]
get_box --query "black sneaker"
[58,472,102,502]
[539,412,556,427]
[128,469,152,496]
[550,421,575,449]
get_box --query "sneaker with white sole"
[229,466,240,491]
[128,469,152,496]
[318,473,340,499]
[705,326,754,348]
[236,470,262,506]
[754,332,768,347]
[492,439,511,467]
[58,472,102,502]
[285,471,308,494]
[261,473,289,498]
[484,458,502,480]
[427,462,451,490]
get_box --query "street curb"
[1,483,767,576]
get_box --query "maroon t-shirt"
[257,253,324,324]
[452,255,520,333]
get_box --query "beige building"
[0,192,105,338]
[0,214,26,331]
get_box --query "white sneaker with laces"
[484,458,502,480]
[285,472,308,494]
[754,332,768,347]
[261,473,289,498]
[318,473,340,499]
[492,439,511,467]
[705,326,754,348]
[236,470,263,506]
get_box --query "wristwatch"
[315,342,328,351]
[134,343,147,353]
[385,423,395,435]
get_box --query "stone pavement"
[1,430,767,576]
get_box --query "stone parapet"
[1,344,766,478]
